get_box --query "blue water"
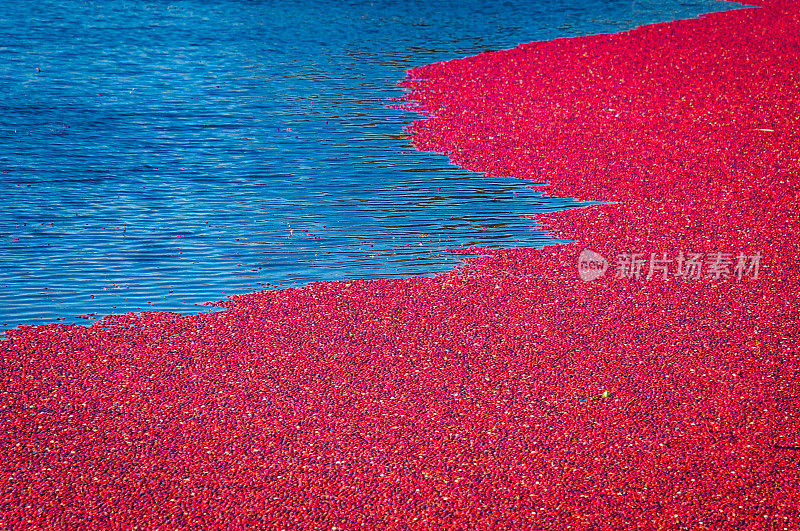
[0,0,744,330]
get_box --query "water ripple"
[0,0,745,330]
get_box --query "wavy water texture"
[2,0,799,528]
[3,0,740,330]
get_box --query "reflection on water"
[0,0,745,330]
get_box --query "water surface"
[0,0,745,329]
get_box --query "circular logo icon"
[578,250,608,281]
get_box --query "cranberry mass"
[2,0,799,528]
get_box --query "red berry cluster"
[2,0,799,528]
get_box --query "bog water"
[0,0,744,329]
